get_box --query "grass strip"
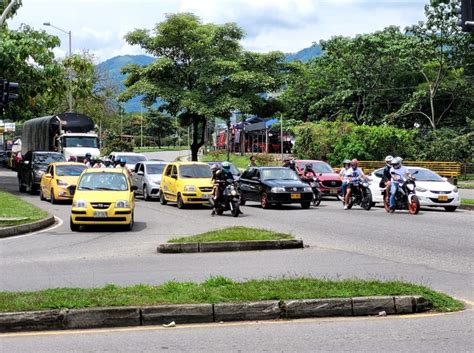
[133,146,189,152]
[461,198,474,205]
[0,191,48,227]
[168,226,294,243]
[0,277,463,313]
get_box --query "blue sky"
[9,0,427,63]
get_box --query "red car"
[295,160,342,197]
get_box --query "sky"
[8,0,428,63]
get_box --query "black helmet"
[85,152,91,158]
[119,158,126,167]
[305,163,313,170]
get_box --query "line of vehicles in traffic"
[12,148,462,232]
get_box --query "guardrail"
[357,161,462,178]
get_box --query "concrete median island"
[0,277,463,332]
[158,226,303,253]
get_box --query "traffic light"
[0,78,19,109]
[457,0,474,32]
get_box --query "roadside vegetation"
[461,198,474,205]
[0,277,462,313]
[0,191,48,227]
[134,146,189,153]
[168,226,293,244]
[201,152,278,169]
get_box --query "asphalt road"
[1,153,473,352]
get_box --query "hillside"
[99,45,322,112]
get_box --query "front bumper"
[268,192,313,204]
[182,191,213,204]
[416,192,461,207]
[54,186,75,200]
[71,206,133,225]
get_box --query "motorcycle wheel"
[347,200,353,209]
[312,192,322,207]
[362,189,373,211]
[231,202,240,217]
[408,195,420,215]
[216,208,224,216]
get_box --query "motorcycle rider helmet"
[119,158,126,167]
[289,160,296,169]
[222,161,231,171]
[343,159,351,167]
[351,159,359,167]
[210,164,219,172]
[104,159,112,167]
[85,152,91,159]
[391,157,402,169]
[385,155,393,165]
[305,163,313,170]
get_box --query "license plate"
[330,189,338,194]
[438,195,448,201]
[291,193,301,199]
[94,211,107,218]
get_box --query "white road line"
[0,216,64,241]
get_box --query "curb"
[459,204,474,211]
[0,296,432,333]
[157,239,304,253]
[0,215,55,239]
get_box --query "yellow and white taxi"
[159,162,213,208]
[70,168,137,231]
[40,162,87,203]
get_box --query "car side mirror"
[252,176,259,181]
[137,171,144,176]
[131,185,138,191]
[44,173,52,178]
[442,177,448,182]
[68,185,76,196]
[171,174,177,179]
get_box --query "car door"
[238,170,253,201]
[41,165,53,198]
[248,169,263,200]
[161,164,176,201]
[132,163,143,194]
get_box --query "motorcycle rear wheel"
[361,189,372,210]
[231,201,240,217]
[312,192,322,207]
[408,195,420,215]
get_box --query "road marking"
[0,311,465,338]
[0,216,64,241]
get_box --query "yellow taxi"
[70,168,137,231]
[159,162,213,208]
[40,162,87,203]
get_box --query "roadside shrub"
[415,129,473,163]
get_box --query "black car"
[238,167,313,209]
[18,151,66,194]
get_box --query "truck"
[21,112,100,162]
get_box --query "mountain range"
[98,44,321,112]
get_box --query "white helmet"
[385,155,393,164]
[391,157,402,169]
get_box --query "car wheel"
[177,194,185,209]
[261,193,269,209]
[301,201,311,209]
[126,212,134,231]
[444,206,457,212]
[29,177,37,195]
[70,217,80,232]
[50,189,56,204]
[159,191,168,205]
[40,187,46,201]
[18,179,26,193]
[143,185,150,201]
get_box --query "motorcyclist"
[84,152,92,168]
[68,155,77,162]
[300,163,317,182]
[283,159,298,173]
[115,158,127,169]
[211,162,234,216]
[92,156,104,168]
[380,155,393,203]
[388,156,412,212]
[103,159,114,168]
[344,159,366,210]
[339,159,351,207]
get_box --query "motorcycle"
[213,179,241,217]
[345,177,373,211]
[301,175,322,207]
[383,172,420,215]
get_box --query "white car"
[108,152,148,171]
[367,166,461,212]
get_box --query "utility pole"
[280,113,283,163]
[140,104,144,148]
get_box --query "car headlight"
[453,187,458,193]
[184,185,196,192]
[416,187,427,192]
[57,179,68,186]
[271,187,286,193]
[303,186,312,192]
[115,200,130,208]
[152,179,161,185]
[73,199,87,208]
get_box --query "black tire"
[177,194,185,209]
[40,187,46,201]
[29,177,37,195]
[18,179,26,193]
[231,201,240,217]
[361,189,373,210]
[370,202,376,208]
[444,206,457,212]
[50,189,56,204]
[216,208,224,215]
[408,195,420,215]
[347,200,353,209]
[312,192,322,207]
[301,201,311,209]
[125,212,134,231]
[159,191,167,205]
[143,185,150,201]
[70,217,80,232]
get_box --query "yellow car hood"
[73,190,132,203]
[181,178,212,187]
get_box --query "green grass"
[0,191,48,227]
[458,184,474,190]
[168,226,294,244]
[461,198,474,205]
[0,277,462,313]
[133,146,189,153]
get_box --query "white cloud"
[8,0,427,62]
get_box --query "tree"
[120,13,288,161]
[143,109,174,147]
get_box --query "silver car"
[132,161,167,200]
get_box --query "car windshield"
[261,168,300,181]
[408,169,444,182]
[63,136,98,148]
[34,154,65,165]
[313,162,333,173]
[117,155,147,165]
[179,165,212,178]
[56,165,87,176]
[147,164,165,175]
[78,173,129,191]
